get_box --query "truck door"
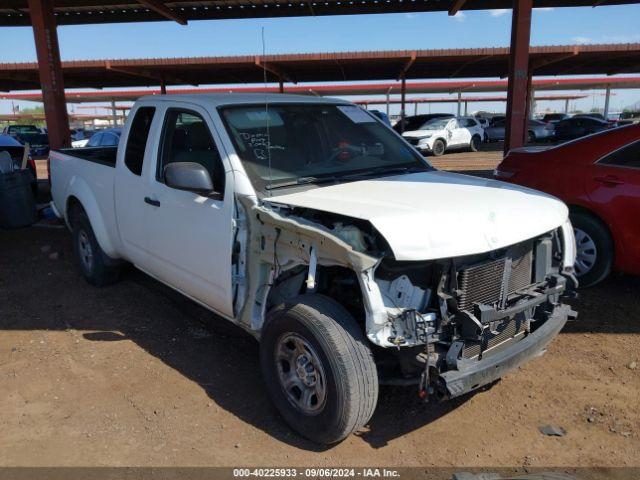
[140,106,234,317]
[114,106,157,267]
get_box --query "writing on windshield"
[219,103,429,191]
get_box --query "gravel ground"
[0,223,638,469]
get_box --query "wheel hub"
[275,333,327,415]
[78,230,94,272]
[574,227,597,277]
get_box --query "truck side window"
[599,140,640,169]
[124,107,156,176]
[158,109,225,195]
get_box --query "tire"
[70,209,121,286]
[432,139,446,157]
[527,131,536,143]
[570,211,613,287]
[469,135,481,152]
[260,294,378,445]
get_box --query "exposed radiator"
[457,246,533,313]
[462,316,527,359]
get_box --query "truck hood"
[266,171,568,261]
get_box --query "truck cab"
[50,94,577,445]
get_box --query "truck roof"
[137,92,350,107]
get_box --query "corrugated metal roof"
[2,77,638,103]
[0,0,639,26]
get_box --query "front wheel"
[432,139,446,156]
[260,295,378,445]
[570,211,613,287]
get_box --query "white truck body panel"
[50,93,575,344]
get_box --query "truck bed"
[57,146,117,167]
[50,147,119,255]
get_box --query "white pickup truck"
[50,94,577,444]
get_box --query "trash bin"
[0,170,37,229]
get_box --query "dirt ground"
[2,153,638,469]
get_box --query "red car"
[495,124,640,287]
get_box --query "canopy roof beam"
[136,0,187,25]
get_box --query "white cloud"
[534,7,555,11]
[453,11,466,22]
[404,13,416,19]
[571,33,640,45]
[489,9,509,17]
[572,36,593,44]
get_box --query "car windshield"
[220,103,431,192]
[422,118,452,129]
[10,125,40,134]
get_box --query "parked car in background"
[50,93,576,444]
[0,134,38,194]
[2,124,49,157]
[617,111,640,126]
[485,119,555,143]
[392,113,454,134]
[71,129,97,148]
[369,109,392,126]
[84,128,121,147]
[541,113,569,124]
[572,113,606,121]
[402,116,484,156]
[2,124,40,136]
[495,124,640,286]
[554,116,611,141]
[475,118,490,140]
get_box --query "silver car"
[485,119,555,142]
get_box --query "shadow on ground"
[0,225,638,451]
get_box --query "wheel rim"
[434,142,444,155]
[275,333,327,415]
[78,230,94,272]
[574,227,597,277]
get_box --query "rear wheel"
[432,139,446,157]
[260,294,378,445]
[570,211,613,287]
[70,208,121,286]
[469,135,481,152]
[527,131,536,143]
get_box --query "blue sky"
[1,5,639,115]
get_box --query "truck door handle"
[144,197,161,207]
[594,175,624,186]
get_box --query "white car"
[71,138,89,148]
[402,116,484,156]
[50,94,577,445]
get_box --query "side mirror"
[164,162,217,197]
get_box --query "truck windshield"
[219,103,432,192]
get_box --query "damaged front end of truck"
[232,196,578,401]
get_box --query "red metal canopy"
[2,78,631,103]
[2,44,640,92]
